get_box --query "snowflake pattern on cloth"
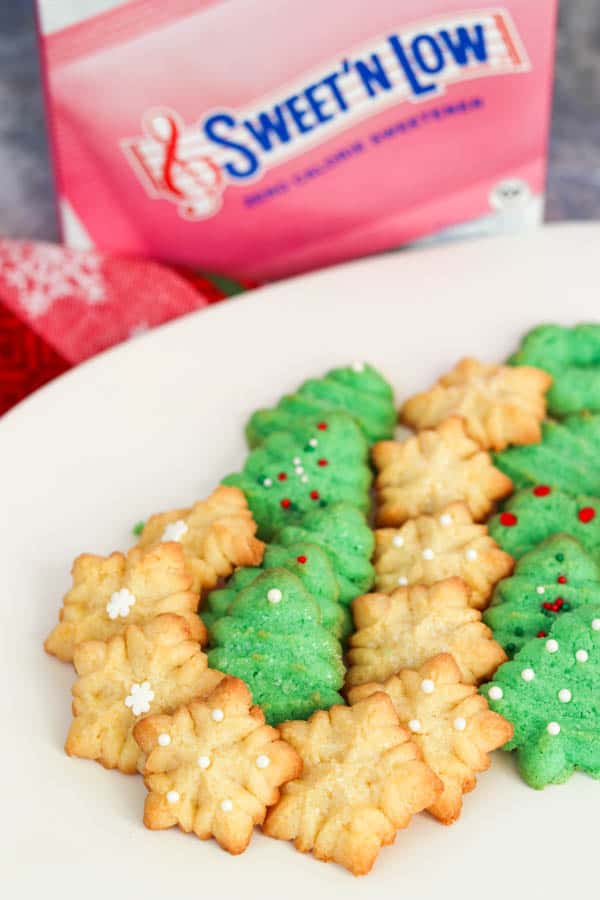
[0,239,214,366]
[0,242,105,318]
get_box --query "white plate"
[3,223,598,898]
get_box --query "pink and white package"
[37,0,558,283]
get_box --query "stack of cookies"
[45,335,600,877]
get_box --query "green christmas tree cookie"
[202,540,348,638]
[208,569,345,725]
[245,361,395,448]
[494,413,600,495]
[510,323,600,417]
[223,412,371,540]
[489,485,600,560]
[482,605,600,788]
[274,502,375,606]
[484,534,600,656]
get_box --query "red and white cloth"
[0,240,232,415]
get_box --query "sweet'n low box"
[37,0,558,283]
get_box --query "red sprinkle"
[542,602,555,611]
[554,598,564,608]
[579,507,596,523]
[278,472,287,481]
[500,512,518,527]
[310,490,320,500]
[557,575,567,584]
[318,459,328,467]
[296,555,307,564]
[280,498,291,509]
[537,631,547,638]
[533,485,551,497]
[317,422,328,430]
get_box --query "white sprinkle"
[558,689,572,703]
[292,457,301,465]
[488,686,503,701]
[267,588,283,604]
[397,576,408,586]
[161,519,188,543]
[408,719,421,733]
[221,799,233,812]
[576,649,589,663]
[300,475,309,483]
[421,679,435,694]
[453,717,467,732]
[106,587,136,621]
[211,709,224,722]
[256,754,270,769]
[263,478,273,487]
[124,681,154,716]
[422,548,434,561]
[547,722,561,736]
[309,438,318,448]
[198,755,211,769]
[521,668,535,683]
[166,790,179,804]
[465,548,478,562]
[546,639,559,654]
[351,361,365,373]
[158,733,171,747]
[392,535,404,548]
[295,466,304,475]
[536,586,545,595]
[439,513,452,527]
[592,619,600,631]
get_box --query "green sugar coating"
[489,486,600,560]
[482,604,600,788]
[274,502,375,605]
[245,362,395,448]
[223,412,371,540]
[202,540,349,639]
[207,568,345,725]
[494,413,600,495]
[484,535,600,656]
[510,323,600,416]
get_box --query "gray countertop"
[1,0,599,241]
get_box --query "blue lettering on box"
[125,10,527,206]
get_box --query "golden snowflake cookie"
[45,543,205,663]
[348,654,513,824]
[136,485,264,593]
[65,614,223,773]
[263,693,442,876]
[346,577,506,689]
[134,676,302,855]
[374,502,514,609]
[401,357,552,451]
[373,416,512,526]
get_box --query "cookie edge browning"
[134,676,303,855]
[347,654,514,825]
[373,501,515,609]
[64,613,216,774]
[263,694,443,876]
[372,417,513,527]
[347,577,508,688]
[44,543,206,663]
[136,485,265,593]
[399,358,553,451]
